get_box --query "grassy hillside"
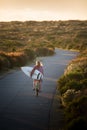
[0,20,87,52]
[0,20,87,71]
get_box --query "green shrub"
[10,55,27,67]
[58,75,67,89]
[0,55,10,70]
[62,89,75,106]
[65,95,87,120]
[59,85,68,95]
[24,48,35,60]
[35,47,54,56]
[65,80,82,91]
[58,73,83,95]
[80,79,87,90]
[66,72,84,81]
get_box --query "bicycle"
[34,80,40,96]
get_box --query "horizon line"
[0,19,87,22]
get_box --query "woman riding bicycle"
[30,61,44,91]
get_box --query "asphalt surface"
[0,49,78,130]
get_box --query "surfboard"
[21,66,43,80]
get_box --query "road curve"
[0,49,78,130]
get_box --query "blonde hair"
[36,61,43,66]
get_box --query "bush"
[0,55,10,70]
[80,79,87,90]
[58,72,84,95]
[24,48,35,60]
[58,75,67,89]
[35,47,54,56]
[62,89,75,106]
[65,80,82,91]
[65,96,87,120]
[0,51,30,71]
[66,72,84,81]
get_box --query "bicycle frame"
[34,80,40,96]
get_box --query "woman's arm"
[30,66,36,77]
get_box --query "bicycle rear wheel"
[35,81,40,96]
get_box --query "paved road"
[0,49,78,130]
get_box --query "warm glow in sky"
[0,0,87,21]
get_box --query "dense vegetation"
[0,20,87,129]
[0,20,87,72]
[58,49,87,129]
[0,21,56,71]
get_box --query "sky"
[0,0,87,21]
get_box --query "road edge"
[49,89,65,130]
